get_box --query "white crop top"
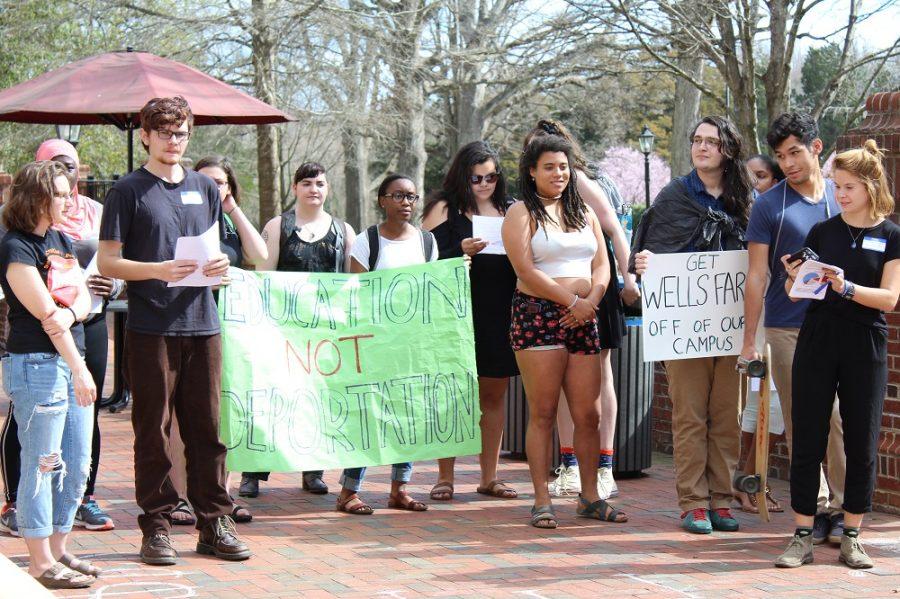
[531,223,597,278]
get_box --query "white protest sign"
[641,250,748,362]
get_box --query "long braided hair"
[518,134,588,233]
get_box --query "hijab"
[35,139,101,241]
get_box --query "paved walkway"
[1,357,899,597]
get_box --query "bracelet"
[566,294,579,310]
[225,206,237,216]
[841,281,856,300]
[66,306,78,322]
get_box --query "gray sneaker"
[839,535,874,569]
[774,533,814,568]
[0,503,19,537]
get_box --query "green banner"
[218,258,481,472]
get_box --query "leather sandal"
[35,562,94,589]
[388,492,428,511]
[171,499,196,526]
[530,505,558,529]
[576,494,628,523]
[735,491,759,514]
[231,503,252,523]
[765,487,784,513]
[59,553,102,577]
[476,480,517,499]
[336,494,374,515]
[429,481,454,501]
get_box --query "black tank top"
[277,211,345,273]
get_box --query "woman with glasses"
[238,162,355,500]
[337,174,438,515]
[1,140,121,540]
[421,141,518,502]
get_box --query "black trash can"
[501,321,654,475]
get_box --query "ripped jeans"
[1,353,92,538]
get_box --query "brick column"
[837,91,900,513]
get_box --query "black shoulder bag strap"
[367,224,380,271]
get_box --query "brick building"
[651,91,900,513]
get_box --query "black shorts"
[509,290,601,355]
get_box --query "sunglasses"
[469,173,500,185]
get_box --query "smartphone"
[787,247,818,265]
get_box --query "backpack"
[279,210,347,272]
[365,225,435,271]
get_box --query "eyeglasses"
[156,129,191,143]
[469,173,500,185]
[381,192,420,204]
[691,136,722,150]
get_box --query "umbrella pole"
[127,125,134,173]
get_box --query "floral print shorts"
[509,290,601,355]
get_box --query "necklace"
[846,222,868,248]
[536,193,562,201]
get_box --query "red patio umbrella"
[0,48,294,170]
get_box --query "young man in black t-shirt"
[98,97,250,565]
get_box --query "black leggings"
[790,311,887,516]
[1,313,108,503]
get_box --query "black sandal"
[231,503,252,523]
[576,494,628,523]
[171,499,196,526]
[530,505,558,529]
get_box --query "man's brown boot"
[141,533,178,566]
[196,515,251,561]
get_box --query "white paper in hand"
[472,215,506,255]
[168,224,223,287]
[83,253,103,313]
[788,259,843,300]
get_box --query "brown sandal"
[336,494,374,515]
[59,553,102,577]
[735,491,759,514]
[765,487,784,513]
[388,492,428,511]
[476,480,517,499]
[429,481,454,501]
[36,562,94,589]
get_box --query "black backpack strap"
[332,217,347,273]
[366,225,380,271]
[279,209,295,260]
[421,229,435,262]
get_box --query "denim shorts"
[2,352,92,538]
[509,290,601,354]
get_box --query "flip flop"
[429,481,454,501]
[476,480,518,499]
[530,505,557,529]
[576,494,628,523]
[388,492,428,512]
[336,494,374,515]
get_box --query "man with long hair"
[97,97,250,565]
[632,115,752,534]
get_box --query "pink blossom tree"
[597,146,671,206]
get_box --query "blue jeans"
[339,463,413,493]
[2,353,92,538]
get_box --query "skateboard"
[734,343,772,522]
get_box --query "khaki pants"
[767,327,845,514]
[665,356,741,512]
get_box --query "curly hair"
[3,161,68,233]
[766,112,818,150]
[139,96,193,152]
[518,134,587,233]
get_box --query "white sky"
[801,0,900,52]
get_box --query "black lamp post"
[55,124,82,147]
[638,125,655,206]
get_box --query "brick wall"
[651,91,900,514]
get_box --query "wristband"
[566,294,579,310]
[66,306,78,323]
[841,281,856,300]
[225,206,237,216]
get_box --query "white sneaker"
[597,467,619,499]
[549,465,581,496]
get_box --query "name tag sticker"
[180,191,203,205]
[862,237,886,253]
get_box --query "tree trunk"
[763,0,792,130]
[252,0,280,224]
[396,82,427,192]
[342,130,370,231]
[455,81,486,147]
[672,57,703,177]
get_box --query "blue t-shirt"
[681,170,725,252]
[745,179,838,328]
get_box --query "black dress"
[431,201,519,378]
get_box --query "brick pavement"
[1,345,899,597]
